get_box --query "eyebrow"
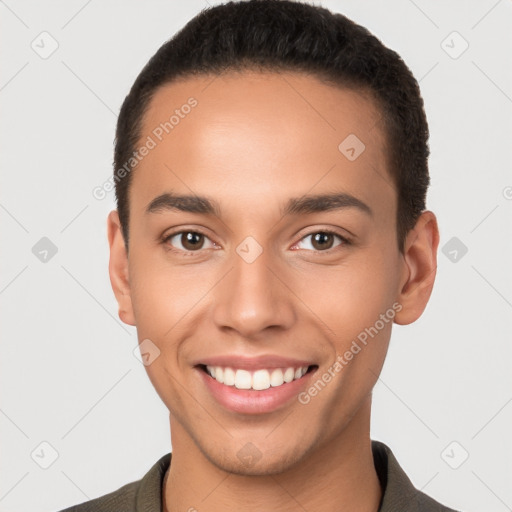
[283,192,372,217]
[146,193,221,216]
[145,191,372,218]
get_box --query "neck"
[163,399,382,512]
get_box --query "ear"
[107,210,136,326]
[394,210,440,326]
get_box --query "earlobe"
[394,211,439,326]
[107,211,136,326]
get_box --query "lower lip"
[199,368,315,415]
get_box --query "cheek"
[128,254,208,339]
[128,259,201,413]
[297,260,397,424]
[295,251,399,343]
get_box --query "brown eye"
[294,231,347,252]
[311,232,335,250]
[165,231,215,252]
[181,232,204,250]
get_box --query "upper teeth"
[205,366,309,390]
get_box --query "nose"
[212,246,296,339]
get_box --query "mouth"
[195,358,318,414]
[200,364,317,391]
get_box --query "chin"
[200,441,311,477]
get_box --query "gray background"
[1,1,511,511]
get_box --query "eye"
[164,231,217,252]
[293,230,349,251]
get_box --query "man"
[61,1,460,510]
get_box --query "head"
[114,0,430,252]
[108,0,438,476]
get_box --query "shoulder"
[372,440,460,512]
[56,453,171,512]
[415,491,461,512]
[57,481,138,512]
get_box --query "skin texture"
[108,71,439,511]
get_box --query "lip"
[196,357,317,415]
[195,354,315,371]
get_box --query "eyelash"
[161,229,218,256]
[292,228,351,252]
[161,228,351,255]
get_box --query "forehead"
[131,71,395,220]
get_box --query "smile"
[204,365,310,390]
[196,355,318,414]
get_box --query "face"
[108,71,436,476]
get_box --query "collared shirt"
[58,441,460,511]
